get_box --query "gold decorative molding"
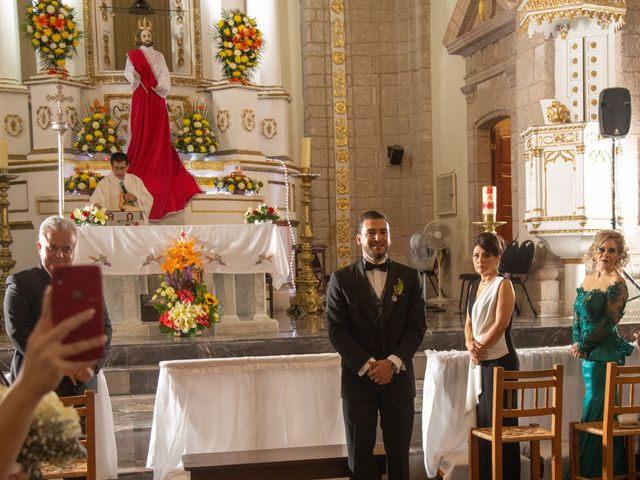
[333,71,346,97]
[335,118,348,146]
[241,109,256,132]
[217,110,230,132]
[336,150,348,163]
[330,0,350,267]
[337,215,349,242]
[518,0,626,35]
[336,167,349,195]
[36,106,52,130]
[525,215,587,222]
[562,257,584,264]
[546,100,571,124]
[261,118,277,139]
[4,114,23,137]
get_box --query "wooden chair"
[570,362,640,480]
[41,389,96,480]
[469,364,563,480]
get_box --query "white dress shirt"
[357,257,405,376]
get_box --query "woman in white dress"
[464,232,520,479]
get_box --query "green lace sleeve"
[580,281,628,355]
[572,309,581,344]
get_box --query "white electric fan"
[423,220,451,305]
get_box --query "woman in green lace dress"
[571,230,634,478]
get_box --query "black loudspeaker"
[599,87,631,138]
[387,145,404,165]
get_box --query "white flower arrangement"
[0,387,85,479]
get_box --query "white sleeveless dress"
[464,276,508,416]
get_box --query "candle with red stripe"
[482,185,496,216]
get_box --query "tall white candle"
[301,137,311,169]
[0,140,8,169]
[482,185,496,215]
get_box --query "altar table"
[74,223,289,288]
[147,353,345,480]
[421,346,640,478]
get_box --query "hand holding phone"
[51,265,105,362]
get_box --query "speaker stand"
[609,137,640,302]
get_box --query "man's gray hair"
[38,216,77,243]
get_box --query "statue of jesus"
[124,18,201,221]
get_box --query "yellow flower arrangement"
[172,102,219,156]
[214,9,264,83]
[23,0,82,76]
[208,169,263,195]
[65,168,104,195]
[73,99,124,154]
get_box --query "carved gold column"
[329,0,351,268]
[0,172,17,331]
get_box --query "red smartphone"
[51,265,105,362]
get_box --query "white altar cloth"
[146,353,345,480]
[74,224,289,288]
[422,346,640,478]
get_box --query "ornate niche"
[89,0,198,82]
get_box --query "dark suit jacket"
[4,265,113,397]
[326,259,426,400]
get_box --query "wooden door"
[491,119,512,241]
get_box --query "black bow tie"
[364,261,388,272]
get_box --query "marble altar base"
[104,273,278,337]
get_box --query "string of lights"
[266,157,297,291]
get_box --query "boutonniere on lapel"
[392,278,404,302]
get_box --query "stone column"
[199,0,224,81]
[0,1,23,87]
[246,0,282,86]
[0,1,30,156]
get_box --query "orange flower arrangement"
[153,232,220,337]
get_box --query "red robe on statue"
[126,48,201,220]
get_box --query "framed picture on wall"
[436,172,456,217]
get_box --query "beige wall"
[430,0,467,303]
[301,0,432,269]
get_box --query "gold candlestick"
[472,212,506,233]
[288,169,323,315]
[0,172,17,332]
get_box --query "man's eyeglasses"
[45,244,74,255]
[597,246,618,255]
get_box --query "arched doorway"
[491,118,512,240]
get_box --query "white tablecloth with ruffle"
[75,223,290,288]
[146,353,345,480]
[422,346,640,478]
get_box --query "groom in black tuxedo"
[327,210,426,480]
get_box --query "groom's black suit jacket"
[326,259,426,400]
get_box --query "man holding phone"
[4,216,113,397]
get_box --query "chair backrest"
[498,240,519,275]
[604,362,640,436]
[41,389,96,480]
[492,364,563,438]
[511,240,535,276]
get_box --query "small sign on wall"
[436,172,456,217]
